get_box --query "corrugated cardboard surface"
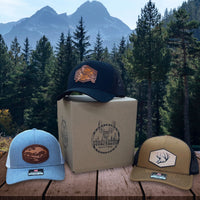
[57,95,137,173]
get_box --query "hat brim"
[130,166,193,190]
[6,164,65,184]
[57,87,115,102]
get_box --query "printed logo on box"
[61,118,68,149]
[91,121,120,154]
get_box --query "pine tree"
[73,17,90,62]
[163,76,185,140]
[0,35,11,108]
[9,37,21,67]
[22,37,31,65]
[27,35,54,130]
[167,8,200,144]
[130,0,170,138]
[93,32,104,61]
[31,35,53,87]
[190,61,200,145]
[102,47,110,63]
[152,80,168,136]
[111,43,118,66]
[7,37,27,126]
[117,37,127,89]
[21,37,35,126]
[52,32,75,100]
[64,31,76,86]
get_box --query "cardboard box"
[57,95,137,173]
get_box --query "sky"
[0,0,186,29]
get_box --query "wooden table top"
[0,152,199,200]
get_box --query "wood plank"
[0,179,50,200]
[191,154,200,200]
[0,152,6,159]
[196,152,200,160]
[142,181,194,200]
[45,164,96,200]
[141,180,193,200]
[0,152,50,200]
[0,153,7,186]
[97,166,143,200]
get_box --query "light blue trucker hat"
[6,128,65,184]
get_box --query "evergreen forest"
[0,0,200,147]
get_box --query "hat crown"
[137,136,191,175]
[68,61,115,93]
[6,129,64,169]
[57,60,125,102]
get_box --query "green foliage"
[0,136,12,152]
[167,8,200,144]
[0,10,199,147]
[22,37,31,65]
[189,60,200,145]
[162,76,185,139]
[129,0,171,139]
[92,32,104,61]
[51,32,76,100]
[181,0,200,40]
[0,34,11,101]
[0,109,16,136]
[25,36,55,133]
[73,17,90,62]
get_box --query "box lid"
[63,95,136,102]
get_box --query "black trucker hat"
[57,60,125,102]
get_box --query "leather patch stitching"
[22,144,49,164]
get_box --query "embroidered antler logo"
[149,149,176,168]
[74,65,98,83]
[156,152,169,164]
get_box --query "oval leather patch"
[22,144,49,164]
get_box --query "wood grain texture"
[0,152,6,159]
[0,153,7,186]
[141,181,193,200]
[97,166,143,200]
[45,163,96,200]
[0,153,199,200]
[191,154,200,200]
[0,179,50,200]
[196,152,200,159]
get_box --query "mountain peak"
[73,1,110,18]
[70,0,110,25]
[80,0,109,14]
[3,1,131,50]
[35,6,57,16]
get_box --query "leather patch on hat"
[74,65,97,83]
[149,149,176,168]
[22,144,49,164]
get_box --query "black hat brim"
[57,87,115,102]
